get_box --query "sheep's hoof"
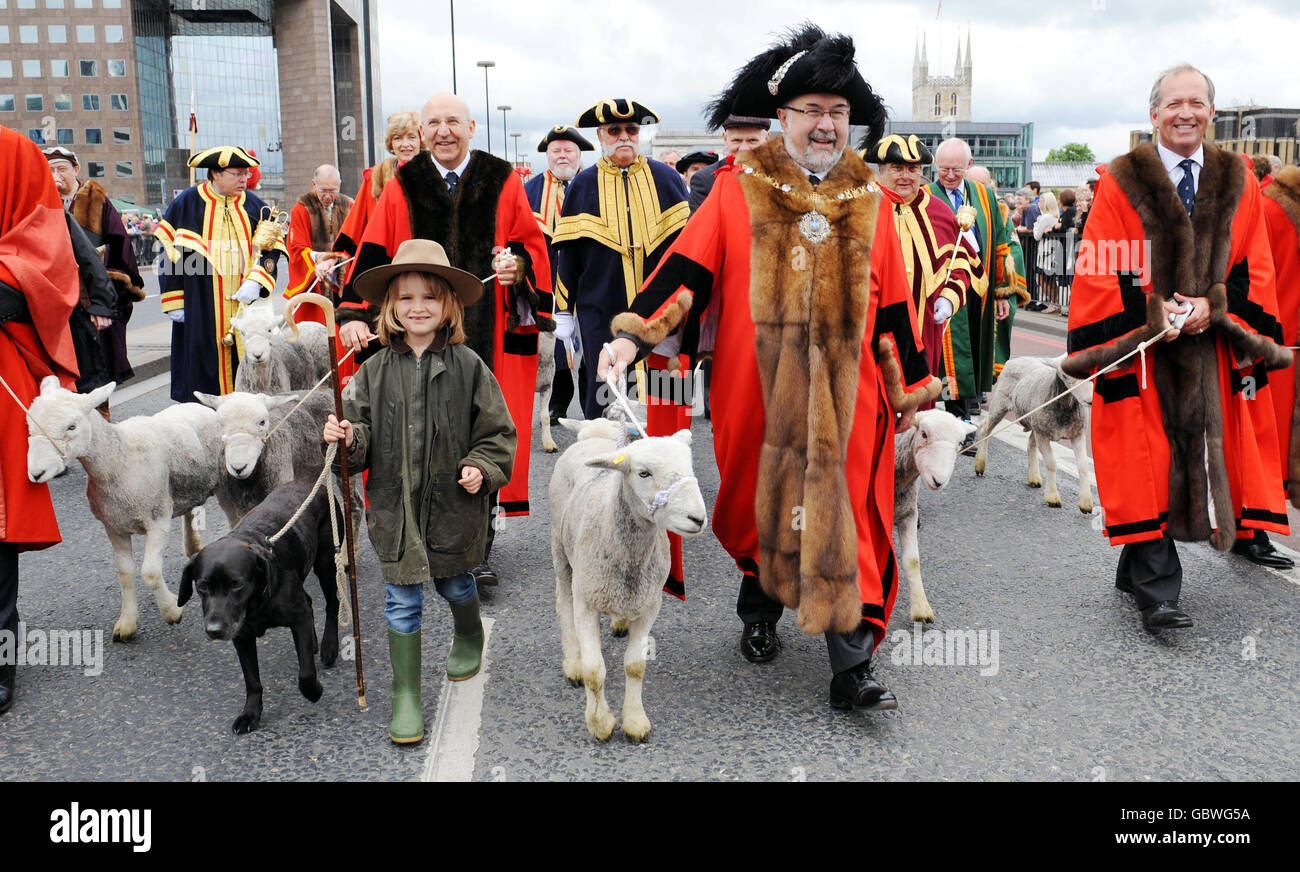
[1027,478,1042,489]
[1078,501,1094,515]
[112,618,138,642]
[622,711,651,743]
[610,618,630,638]
[910,609,934,624]
[1045,496,1062,508]
[974,459,986,476]
[566,676,583,688]
[543,439,558,453]
[161,604,185,625]
[587,710,616,741]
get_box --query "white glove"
[234,280,262,305]
[165,309,184,324]
[933,297,954,324]
[555,310,576,343]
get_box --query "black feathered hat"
[705,23,887,147]
[537,126,595,152]
[866,133,932,165]
[575,100,660,127]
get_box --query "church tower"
[911,29,972,123]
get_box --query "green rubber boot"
[446,594,485,681]
[388,628,424,743]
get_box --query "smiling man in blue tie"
[1063,63,1293,632]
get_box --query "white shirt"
[1157,140,1203,192]
[940,181,981,254]
[434,153,471,179]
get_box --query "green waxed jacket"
[339,332,516,583]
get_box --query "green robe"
[927,178,1013,401]
[993,201,1026,378]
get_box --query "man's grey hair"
[313,164,341,183]
[1148,63,1215,113]
[1016,186,1033,198]
[935,138,972,164]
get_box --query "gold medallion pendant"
[798,210,831,244]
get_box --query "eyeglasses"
[782,105,851,121]
[602,124,640,138]
[936,166,966,176]
[219,168,252,179]
[887,164,924,176]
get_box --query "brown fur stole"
[298,190,353,252]
[1086,141,1289,548]
[70,180,107,237]
[370,157,397,201]
[738,138,880,635]
[1264,166,1300,507]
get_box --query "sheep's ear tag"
[612,454,626,465]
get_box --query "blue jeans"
[385,572,476,633]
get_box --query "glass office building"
[882,121,1035,192]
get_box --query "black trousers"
[0,543,17,649]
[736,571,874,673]
[549,347,586,420]
[1116,535,1183,610]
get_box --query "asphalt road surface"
[3,311,1298,781]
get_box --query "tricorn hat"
[867,133,932,165]
[705,23,887,146]
[42,145,79,167]
[575,99,661,127]
[537,126,595,152]
[352,239,484,308]
[188,145,261,170]
[675,151,718,174]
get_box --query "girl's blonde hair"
[1039,191,1059,217]
[376,271,467,347]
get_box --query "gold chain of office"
[737,163,879,209]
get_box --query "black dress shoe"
[829,659,897,711]
[470,563,498,587]
[1141,601,1193,630]
[740,621,781,663]
[0,663,14,715]
[959,427,977,457]
[1230,538,1295,569]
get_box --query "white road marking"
[112,372,170,406]
[990,421,1300,588]
[422,616,494,782]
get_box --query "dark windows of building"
[83,93,100,110]
[25,94,42,111]
[51,60,69,77]
[108,59,126,77]
[49,25,67,43]
[81,60,97,77]
[0,61,10,78]
[57,128,73,145]
[87,161,105,179]
[934,94,941,116]
[115,161,133,177]
[951,93,958,116]
[0,95,13,112]
[27,128,44,144]
[112,126,130,144]
[76,25,95,43]
[54,93,71,110]
[110,93,127,111]
[22,60,40,78]
[84,127,102,144]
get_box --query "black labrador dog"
[179,477,342,734]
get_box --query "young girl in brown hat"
[323,238,516,744]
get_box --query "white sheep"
[550,419,706,742]
[893,409,976,624]
[974,355,1095,514]
[232,311,331,395]
[194,388,338,523]
[26,377,237,641]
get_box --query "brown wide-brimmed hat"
[352,239,484,307]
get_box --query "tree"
[1046,142,1096,162]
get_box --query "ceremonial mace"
[223,206,291,348]
[281,291,367,710]
[941,203,978,336]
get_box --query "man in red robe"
[341,92,551,587]
[601,26,938,711]
[0,126,81,714]
[285,164,353,323]
[1063,65,1292,631]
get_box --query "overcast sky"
[375,0,1300,170]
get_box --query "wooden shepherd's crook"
[282,291,367,710]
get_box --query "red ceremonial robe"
[1262,166,1300,502]
[0,127,80,548]
[613,140,936,646]
[345,150,551,515]
[1063,142,1290,548]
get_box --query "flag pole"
[187,59,197,188]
